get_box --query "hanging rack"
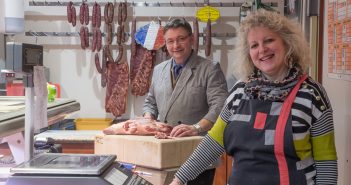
[28,1,278,8]
[25,31,236,38]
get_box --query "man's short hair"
[164,18,192,35]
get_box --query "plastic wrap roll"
[0,0,24,34]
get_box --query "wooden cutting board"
[94,134,203,170]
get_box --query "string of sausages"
[79,2,89,49]
[115,2,128,63]
[66,1,130,117]
[66,2,76,26]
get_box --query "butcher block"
[94,134,203,169]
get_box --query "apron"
[223,75,308,185]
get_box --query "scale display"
[7,153,152,185]
[10,153,116,175]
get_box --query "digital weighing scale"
[6,153,152,185]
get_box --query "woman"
[170,9,338,185]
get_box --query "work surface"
[0,97,80,138]
[35,130,102,143]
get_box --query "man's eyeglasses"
[165,35,190,46]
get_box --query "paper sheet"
[33,66,48,132]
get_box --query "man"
[143,18,228,185]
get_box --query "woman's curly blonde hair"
[233,9,311,80]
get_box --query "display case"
[0,96,80,138]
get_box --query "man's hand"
[170,124,198,137]
[143,112,155,120]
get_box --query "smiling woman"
[170,9,337,185]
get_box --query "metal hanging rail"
[25,31,236,38]
[29,1,277,8]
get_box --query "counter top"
[0,97,80,138]
[35,130,102,143]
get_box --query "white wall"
[322,0,351,184]
[12,0,244,119]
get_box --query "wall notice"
[328,0,351,81]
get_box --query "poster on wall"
[328,0,351,81]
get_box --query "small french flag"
[135,21,165,50]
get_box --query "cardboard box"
[94,135,203,170]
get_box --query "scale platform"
[6,153,153,185]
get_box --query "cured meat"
[92,28,97,52]
[103,119,173,137]
[104,44,114,62]
[117,2,123,25]
[130,44,145,82]
[104,3,109,23]
[193,18,199,55]
[106,23,113,45]
[115,45,124,63]
[107,2,114,24]
[205,19,212,57]
[121,24,126,43]
[122,2,127,23]
[95,3,101,28]
[84,26,89,47]
[92,28,102,52]
[92,2,97,27]
[71,6,76,27]
[67,2,77,27]
[95,53,102,74]
[130,44,154,96]
[84,3,89,25]
[96,28,102,52]
[105,61,129,117]
[79,3,85,25]
[67,1,73,23]
[79,26,86,49]
[116,25,122,45]
[130,17,137,58]
[155,48,169,66]
[101,46,107,87]
[79,26,89,49]
[92,2,101,28]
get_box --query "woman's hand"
[169,177,183,185]
[170,124,198,137]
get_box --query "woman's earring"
[288,57,294,68]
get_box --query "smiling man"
[142,18,228,185]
